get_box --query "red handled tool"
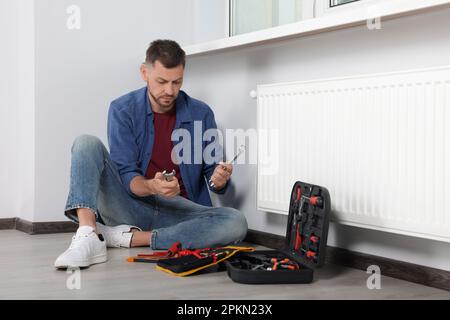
[303,195,323,208]
[294,187,303,250]
[310,235,319,244]
[271,258,279,271]
[137,241,182,258]
[128,242,183,263]
[301,248,317,260]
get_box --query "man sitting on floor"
[54,39,248,269]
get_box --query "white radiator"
[257,66,450,242]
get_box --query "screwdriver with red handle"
[127,241,183,263]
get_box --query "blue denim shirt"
[107,87,228,207]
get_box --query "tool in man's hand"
[162,169,176,182]
[209,144,246,188]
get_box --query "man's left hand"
[210,162,233,190]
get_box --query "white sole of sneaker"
[55,253,108,269]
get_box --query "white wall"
[183,8,450,270]
[190,0,228,44]
[0,0,20,219]
[16,0,36,222]
[0,0,35,221]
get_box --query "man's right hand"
[146,172,180,197]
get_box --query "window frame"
[185,0,450,56]
[229,0,313,37]
[228,0,371,37]
[329,0,360,8]
[321,0,372,16]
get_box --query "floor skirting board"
[0,217,78,234]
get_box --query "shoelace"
[69,233,90,249]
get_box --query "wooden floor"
[0,230,448,300]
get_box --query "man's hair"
[145,39,186,68]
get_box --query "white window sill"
[184,0,450,57]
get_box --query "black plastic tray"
[226,181,331,284]
[226,250,313,284]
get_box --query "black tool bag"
[155,245,255,277]
[225,181,331,284]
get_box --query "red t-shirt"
[144,107,188,198]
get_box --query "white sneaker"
[96,223,142,248]
[54,226,107,269]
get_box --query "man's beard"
[149,91,176,109]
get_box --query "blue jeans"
[64,135,248,250]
